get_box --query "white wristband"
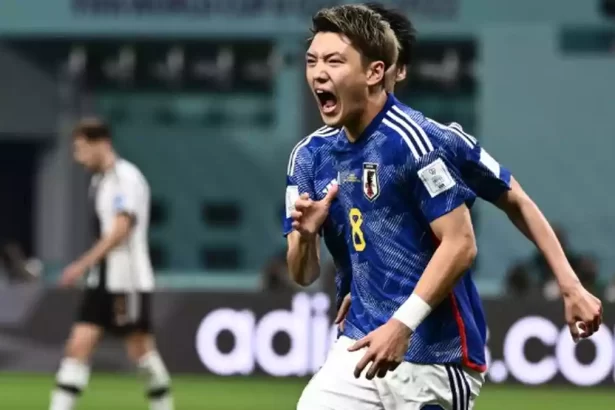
[392,293,432,332]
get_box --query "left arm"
[76,214,134,269]
[495,177,579,290]
[62,172,140,286]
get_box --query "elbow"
[465,240,478,267]
[293,275,317,288]
[288,270,317,287]
[456,233,477,270]
[286,252,318,288]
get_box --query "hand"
[348,319,411,380]
[561,281,602,342]
[60,261,88,287]
[334,293,351,332]
[291,184,338,237]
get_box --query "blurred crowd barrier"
[0,285,613,386]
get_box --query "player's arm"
[76,214,134,269]
[407,204,477,309]
[495,177,580,290]
[393,150,478,331]
[74,180,139,271]
[287,231,321,287]
[453,122,578,288]
[284,145,321,287]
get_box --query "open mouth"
[316,90,338,114]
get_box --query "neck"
[344,91,388,143]
[100,150,117,173]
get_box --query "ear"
[365,61,386,87]
[396,65,407,83]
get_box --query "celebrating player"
[332,2,602,344]
[286,2,602,345]
[286,5,602,409]
[50,119,174,410]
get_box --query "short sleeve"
[409,148,476,223]
[463,144,512,203]
[283,145,316,236]
[113,173,140,217]
[437,121,512,203]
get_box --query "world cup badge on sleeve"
[362,162,380,201]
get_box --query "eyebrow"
[305,52,344,59]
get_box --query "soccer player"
[332,2,602,343]
[49,119,173,410]
[286,2,602,344]
[287,5,602,409]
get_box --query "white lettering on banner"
[556,325,613,386]
[195,292,337,377]
[195,295,615,385]
[194,308,256,375]
[504,316,559,385]
[495,316,615,386]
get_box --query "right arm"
[283,144,320,287]
[286,231,321,287]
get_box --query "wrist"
[392,293,432,332]
[557,275,581,296]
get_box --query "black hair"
[364,2,416,68]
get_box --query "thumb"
[323,183,338,204]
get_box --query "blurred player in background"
[286,5,602,409]
[332,2,602,345]
[50,119,173,410]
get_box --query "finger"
[334,296,351,324]
[354,351,374,379]
[290,211,303,220]
[592,315,602,333]
[291,221,300,230]
[339,320,345,332]
[322,183,338,204]
[376,364,389,379]
[294,199,312,211]
[299,193,310,200]
[348,336,370,352]
[585,319,598,336]
[569,322,582,343]
[365,359,381,380]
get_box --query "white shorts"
[297,336,484,410]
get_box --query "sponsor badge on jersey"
[362,162,380,201]
[418,158,456,198]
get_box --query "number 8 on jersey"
[349,208,366,251]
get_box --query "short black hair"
[72,117,112,141]
[311,4,399,70]
[364,2,416,68]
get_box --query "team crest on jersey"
[362,163,380,201]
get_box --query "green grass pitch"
[0,373,611,409]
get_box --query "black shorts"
[77,289,152,336]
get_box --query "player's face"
[306,32,372,127]
[73,136,102,171]
[384,63,407,93]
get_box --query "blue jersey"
[283,126,352,310]
[331,94,494,372]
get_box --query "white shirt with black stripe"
[88,158,154,292]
